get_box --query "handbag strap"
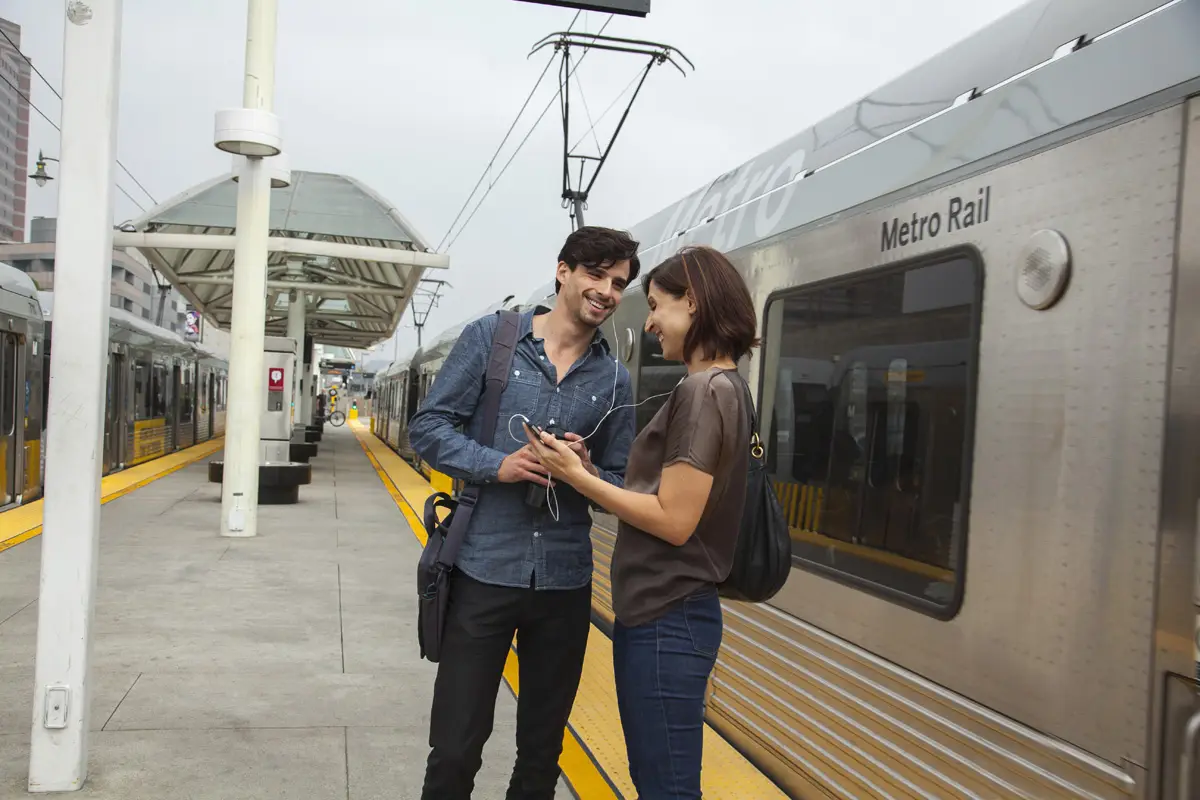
[730,371,765,462]
[436,309,521,567]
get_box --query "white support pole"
[28,0,123,792]
[219,0,278,538]
[286,288,306,429]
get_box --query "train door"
[0,333,20,507]
[105,353,127,472]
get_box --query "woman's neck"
[685,352,737,375]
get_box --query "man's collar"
[521,306,611,354]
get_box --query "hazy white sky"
[4,0,1026,362]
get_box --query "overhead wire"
[442,13,614,252]
[434,9,581,252]
[0,71,147,213]
[570,65,646,153]
[0,29,174,307]
[0,28,157,211]
[573,64,603,156]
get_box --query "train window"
[180,369,194,424]
[134,361,152,420]
[760,251,979,617]
[151,365,167,419]
[634,330,688,432]
[0,335,15,437]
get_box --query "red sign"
[268,367,285,392]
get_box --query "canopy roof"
[117,170,448,349]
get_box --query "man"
[408,226,640,799]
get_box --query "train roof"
[622,0,1196,265]
[0,261,40,301]
[412,298,521,370]
[0,262,43,322]
[378,346,419,378]
[38,290,217,358]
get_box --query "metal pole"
[220,0,278,538]
[286,288,305,431]
[572,194,586,229]
[28,0,123,791]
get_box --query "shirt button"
[540,355,545,360]
[513,370,520,377]
[533,531,541,538]
[548,419,555,426]
[556,387,560,393]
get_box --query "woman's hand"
[524,426,591,486]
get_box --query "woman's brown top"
[609,367,750,627]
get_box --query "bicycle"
[323,409,346,427]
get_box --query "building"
[0,17,30,243]
[0,217,192,335]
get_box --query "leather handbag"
[717,374,792,603]
[416,309,519,662]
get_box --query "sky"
[3,0,1027,366]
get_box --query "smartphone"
[524,420,566,441]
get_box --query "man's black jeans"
[421,570,592,799]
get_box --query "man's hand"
[563,433,598,477]
[497,445,551,486]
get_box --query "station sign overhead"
[512,0,649,17]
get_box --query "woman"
[525,245,758,798]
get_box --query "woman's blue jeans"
[612,586,723,799]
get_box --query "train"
[0,260,229,510]
[373,0,1200,797]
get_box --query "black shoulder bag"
[717,374,792,603]
[417,309,520,662]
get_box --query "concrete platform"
[0,427,572,798]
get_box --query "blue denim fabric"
[612,586,723,799]
[408,307,635,591]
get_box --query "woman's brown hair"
[643,245,760,363]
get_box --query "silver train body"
[374,1,1200,796]
[0,261,229,511]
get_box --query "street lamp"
[29,150,59,188]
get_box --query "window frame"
[757,244,984,621]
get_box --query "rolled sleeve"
[663,377,725,475]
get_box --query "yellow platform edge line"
[0,437,225,555]
[349,420,619,800]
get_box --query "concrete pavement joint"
[0,597,35,628]
[343,727,351,800]
[102,673,142,731]
[338,564,346,674]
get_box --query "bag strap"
[436,309,521,567]
[730,371,765,463]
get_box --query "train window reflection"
[635,330,687,432]
[762,252,978,616]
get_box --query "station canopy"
[117,170,448,350]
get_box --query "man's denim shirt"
[408,307,635,591]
